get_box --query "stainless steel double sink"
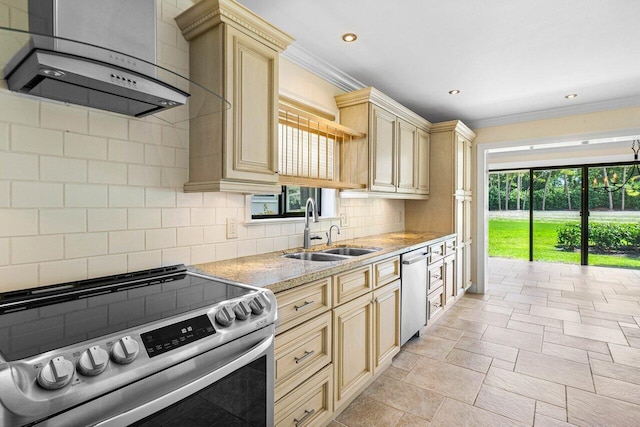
[283,247,380,262]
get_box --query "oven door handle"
[93,334,274,427]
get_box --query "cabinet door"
[225,26,279,182]
[333,293,373,408]
[444,255,456,306]
[369,105,396,192]
[464,137,472,193]
[373,280,400,371]
[463,240,472,291]
[416,128,430,195]
[455,134,466,194]
[396,119,417,194]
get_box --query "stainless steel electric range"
[0,265,277,426]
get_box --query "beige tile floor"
[330,257,640,427]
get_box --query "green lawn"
[489,219,640,268]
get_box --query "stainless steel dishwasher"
[400,247,430,345]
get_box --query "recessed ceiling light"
[342,33,357,43]
[448,89,461,95]
[565,93,578,99]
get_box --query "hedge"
[556,222,640,253]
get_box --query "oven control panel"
[141,314,216,358]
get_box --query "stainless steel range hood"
[3,0,190,118]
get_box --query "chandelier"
[592,140,640,193]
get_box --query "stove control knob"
[111,336,139,365]
[249,296,266,315]
[233,301,252,320]
[77,345,109,376]
[215,305,236,326]
[37,356,75,390]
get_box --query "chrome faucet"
[303,197,321,249]
[326,225,341,246]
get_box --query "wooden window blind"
[278,99,365,189]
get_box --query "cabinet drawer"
[428,286,445,321]
[275,364,333,427]
[444,238,456,257]
[333,265,372,306]
[428,260,444,293]
[276,278,331,334]
[429,241,446,263]
[275,312,332,402]
[373,256,400,288]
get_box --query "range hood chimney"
[3,0,189,117]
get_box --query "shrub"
[556,223,581,251]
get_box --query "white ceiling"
[237,0,640,128]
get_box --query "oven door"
[37,326,274,427]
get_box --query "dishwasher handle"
[402,252,430,265]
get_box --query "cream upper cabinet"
[416,128,430,195]
[396,118,418,194]
[369,105,397,192]
[335,87,431,199]
[176,0,294,194]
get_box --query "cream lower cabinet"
[373,280,401,370]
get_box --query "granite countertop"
[192,231,454,293]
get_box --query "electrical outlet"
[226,218,238,239]
[340,214,349,227]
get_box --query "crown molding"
[431,120,476,140]
[468,95,640,129]
[282,43,366,93]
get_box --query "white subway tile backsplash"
[0,264,38,292]
[109,230,145,254]
[65,233,108,259]
[88,254,127,279]
[88,160,127,184]
[162,126,188,149]
[157,20,177,46]
[0,238,8,265]
[176,192,202,207]
[227,193,245,208]
[65,183,108,208]
[191,208,216,226]
[273,236,289,251]
[145,187,176,207]
[129,120,162,144]
[9,6,27,30]
[88,209,126,232]
[0,122,8,150]
[41,157,87,182]
[0,209,37,237]
[0,181,8,207]
[177,227,203,247]
[216,207,239,225]
[12,182,63,207]
[162,247,190,266]
[40,209,86,234]
[215,242,237,261]
[145,144,175,166]
[109,186,145,208]
[160,43,189,69]
[161,167,188,187]
[162,208,190,228]
[128,164,162,187]
[264,224,281,237]
[175,148,188,168]
[203,225,225,244]
[12,235,63,264]
[247,225,265,239]
[145,228,176,250]
[88,112,128,139]
[203,192,226,207]
[108,139,144,164]
[128,208,161,230]
[39,259,87,286]
[281,223,296,235]
[0,152,38,180]
[64,133,108,160]
[41,102,88,133]
[11,125,63,155]
[0,91,39,126]
[238,240,256,258]
[0,4,8,26]
[128,251,162,272]
[190,244,216,265]
[256,238,274,254]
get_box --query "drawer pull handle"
[432,274,441,280]
[294,409,315,426]
[294,350,315,364]
[433,302,442,308]
[294,300,314,311]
